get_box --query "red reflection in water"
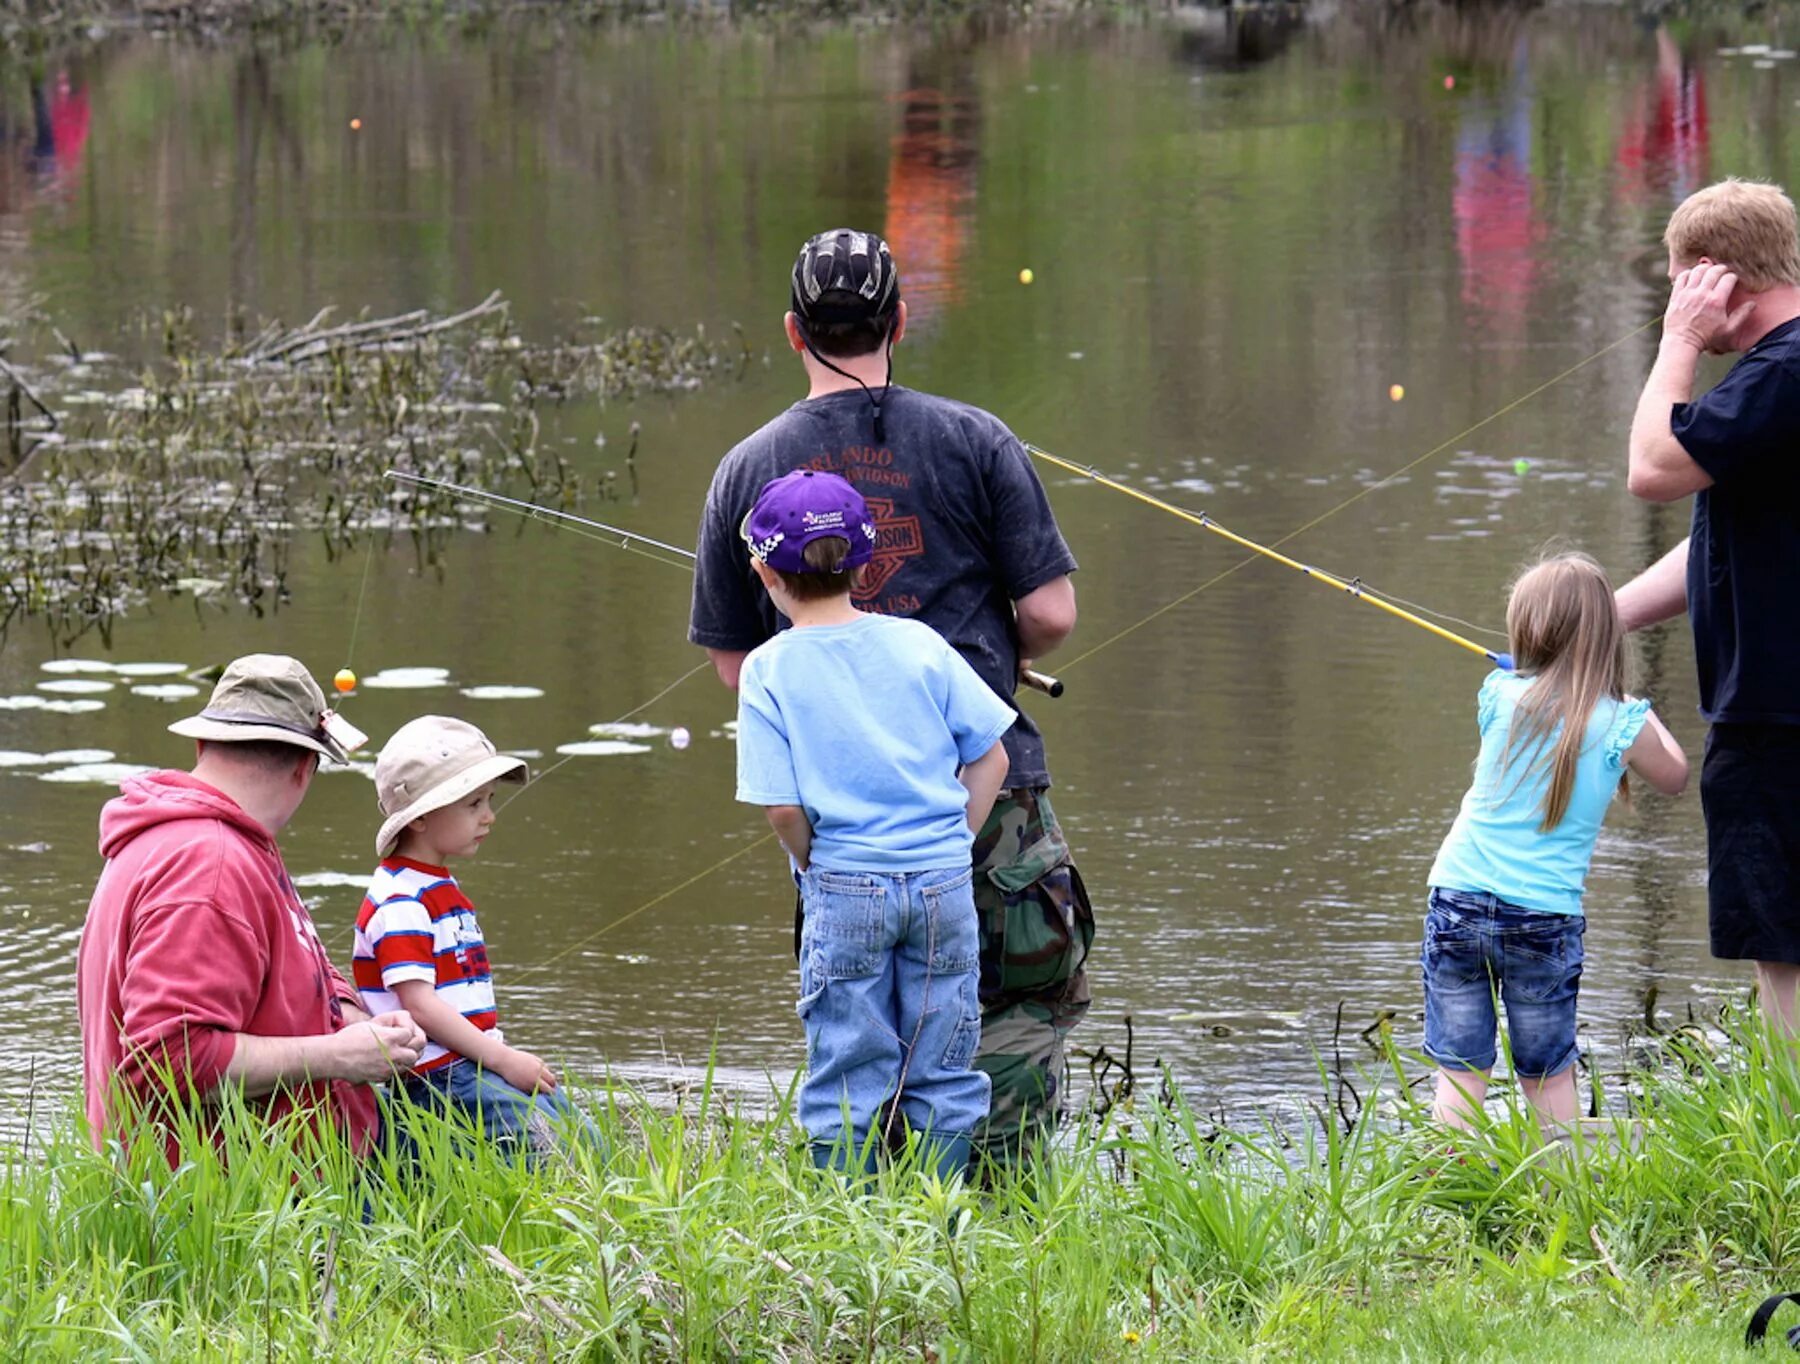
[1615,29,1708,209]
[883,83,978,329]
[48,74,91,176]
[0,73,89,215]
[1452,52,1544,339]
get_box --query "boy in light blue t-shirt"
[734,469,1014,1180]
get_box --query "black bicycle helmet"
[790,228,901,326]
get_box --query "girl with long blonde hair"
[1422,552,1689,1128]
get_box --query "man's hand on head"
[1666,262,1756,355]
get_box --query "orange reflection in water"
[882,82,979,329]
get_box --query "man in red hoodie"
[77,654,425,1159]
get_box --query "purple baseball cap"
[740,469,877,574]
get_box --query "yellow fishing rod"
[1025,443,1514,672]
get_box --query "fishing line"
[495,659,712,814]
[318,528,383,755]
[510,830,776,979]
[342,531,380,674]
[1344,586,1508,643]
[1037,314,1663,674]
[388,469,1065,696]
[1030,444,1512,667]
[377,472,754,962]
[388,470,699,572]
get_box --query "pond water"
[3,4,1794,1134]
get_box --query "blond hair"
[1499,553,1629,832]
[1664,179,1800,290]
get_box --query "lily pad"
[40,659,115,675]
[360,667,453,690]
[0,751,55,768]
[39,762,154,784]
[39,679,114,695]
[292,871,374,890]
[587,721,668,738]
[114,662,189,677]
[461,685,545,701]
[39,700,107,714]
[554,740,654,758]
[0,696,47,710]
[46,749,115,764]
[132,684,201,701]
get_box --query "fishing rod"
[1024,444,1514,672]
[386,469,1067,696]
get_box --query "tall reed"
[4,1016,1793,1360]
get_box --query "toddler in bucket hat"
[372,716,527,860]
[351,717,595,1158]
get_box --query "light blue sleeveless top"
[1428,670,1650,916]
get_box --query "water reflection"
[1615,27,1710,210]
[883,47,979,327]
[0,70,88,211]
[1452,39,1543,342]
[228,52,307,316]
[1168,4,1308,73]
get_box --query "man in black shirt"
[690,230,1094,1171]
[1618,178,1800,1031]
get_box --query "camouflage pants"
[969,787,1094,1167]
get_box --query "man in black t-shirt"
[1618,179,1800,1032]
[690,229,1093,1171]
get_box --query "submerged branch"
[0,292,742,648]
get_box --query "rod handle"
[1021,669,1064,699]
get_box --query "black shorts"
[1704,723,1800,963]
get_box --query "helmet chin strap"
[798,322,895,445]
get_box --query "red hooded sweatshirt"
[77,770,378,1160]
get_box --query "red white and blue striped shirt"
[352,857,501,1073]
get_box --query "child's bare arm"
[1625,709,1689,796]
[391,979,557,1092]
[766,805,814,871]
[959,743,1010,834]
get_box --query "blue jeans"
[1420,887,1585,1079]
[796,865,989,1173]
[402,1058,596,1158]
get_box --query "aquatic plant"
[0,293,745,649]
[6,1006,1798,1360]
[0,0,1085,52]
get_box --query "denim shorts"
[1702,724,1800,963]
[1419,887,1585,1079]
[796,864,990,1151]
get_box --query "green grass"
[5,1021,1800,1360]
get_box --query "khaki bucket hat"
[168,654,349,763]
[375,715,528,860]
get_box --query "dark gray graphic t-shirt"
[689,386,1078,788]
